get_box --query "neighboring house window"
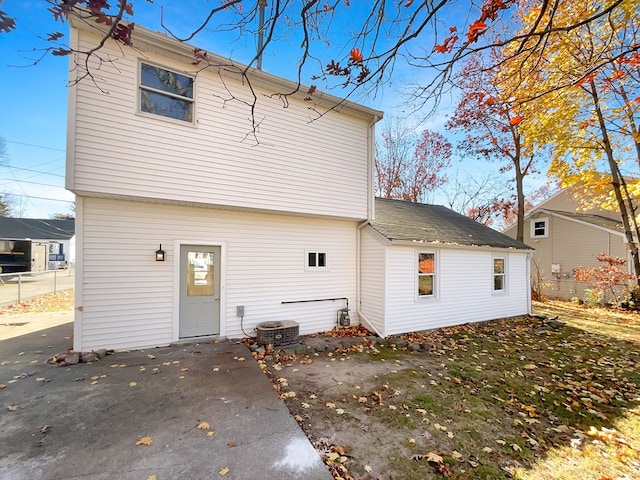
[531,217,548,238]
[418,252,436,297]
[306,251,327,270]
[493,256,506,292]
[139,63,194,122]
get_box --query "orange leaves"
[509,115,524,126]
[349,47,363,64]
[434,29,458,54]
[467,20,487,43]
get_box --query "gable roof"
[371,198,532,250]
[0,218,75,240]
[539,209,625,234]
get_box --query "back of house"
[66,18,382,351]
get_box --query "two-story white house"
[67,19,532,352]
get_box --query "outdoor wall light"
[155,244,165,262]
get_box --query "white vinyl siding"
[382,247,529,336]
[74,198,358,351]
[68,32,371,220]
[359,227,387,336]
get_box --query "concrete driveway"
[0,317,332,480]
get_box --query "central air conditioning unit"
[256,320,299,346]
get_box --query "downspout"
[356,220,384,338]
[356,114,384,338]
[527,251,532,315]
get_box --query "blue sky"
[0,0,412,218]
[0,1,518,219]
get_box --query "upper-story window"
[531,217,549,238]
[139,63,194,122]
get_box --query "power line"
[6,140,65,152]
[5,165,65,178]
[3,193,74,203]
[5,179,66,189]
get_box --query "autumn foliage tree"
[505,0,640,275]
[574,253,638,305]
[2,1,636,124]
[375,121,451,203]
[446,54,542,241]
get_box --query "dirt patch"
[255,305,640,479]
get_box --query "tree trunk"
[590,79,640,278]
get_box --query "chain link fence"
[0,268,75,305]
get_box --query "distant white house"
[66,19,532,352]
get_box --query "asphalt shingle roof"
[542,209,625,233]
[371,198,532,250]
[0,218,75,240]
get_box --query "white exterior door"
[179,245,221,338]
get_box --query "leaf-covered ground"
[256,302,640,479]
[0,290,74,315]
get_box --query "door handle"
[214,297,220,301]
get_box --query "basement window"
[139,62,194,122]
[306,251,328,270]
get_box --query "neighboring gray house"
[359,199,533,337]
[0,218,76,270]
[503,187,630,301]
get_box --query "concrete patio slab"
[0,319,333,480]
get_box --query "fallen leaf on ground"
[7,405,18,411]
[129,381,137,387]
[136,436,153,446]
[218,466,229,476]
[427,452,443,463]
[197,421,210,430]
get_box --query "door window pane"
[187,251,214,296]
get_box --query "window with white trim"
[139,62,194,122]
[530,218,548,238]
[418,252,436,297]
[306,251,327,270]
[493,256,506,292]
